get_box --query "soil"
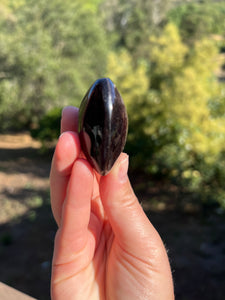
[0,133,225,300]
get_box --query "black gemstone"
[78,78,128,175]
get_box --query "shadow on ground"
[147,210,225,300]
[0,147,52,176]
[0,200,57,300]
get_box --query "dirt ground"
[0,133,225,300]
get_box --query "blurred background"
[0,0,225,299]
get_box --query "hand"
[50,106,174,300]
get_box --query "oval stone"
[78,78,128,175]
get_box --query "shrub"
[30,107,61,144]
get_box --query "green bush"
[108,23,225,211]
[30,107,61,144]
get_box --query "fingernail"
[118,154,129,183]
[59,131,65,138]
[59,131,74,139]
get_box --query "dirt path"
[0,133,49,224]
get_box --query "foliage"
[107,50,149,107]
[168,1,225,42]
[108,23,225,209]
[0,0,108,131]
[100,0,171,59]
[30,107,61,143]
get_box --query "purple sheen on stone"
[78,78,128,175]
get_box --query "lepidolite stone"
[78,78,128,175]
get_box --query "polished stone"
[79,78,128,175]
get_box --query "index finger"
[50,131,80,226]
[50,106,80,226]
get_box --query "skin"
[50,106,174,300]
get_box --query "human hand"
[50,106,174,300]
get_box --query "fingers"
[61,106,79,133]
[52,159,94,280]
[50,131,80,226]
[58,159,94,253]
[99,153,163,254]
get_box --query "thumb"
[100,153,162,253]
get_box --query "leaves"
[0,0,108,130]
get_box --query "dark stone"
[78,78,128,175]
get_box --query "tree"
[0,0,108,130]
[168,1,225,43]
[100,0,171,59]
